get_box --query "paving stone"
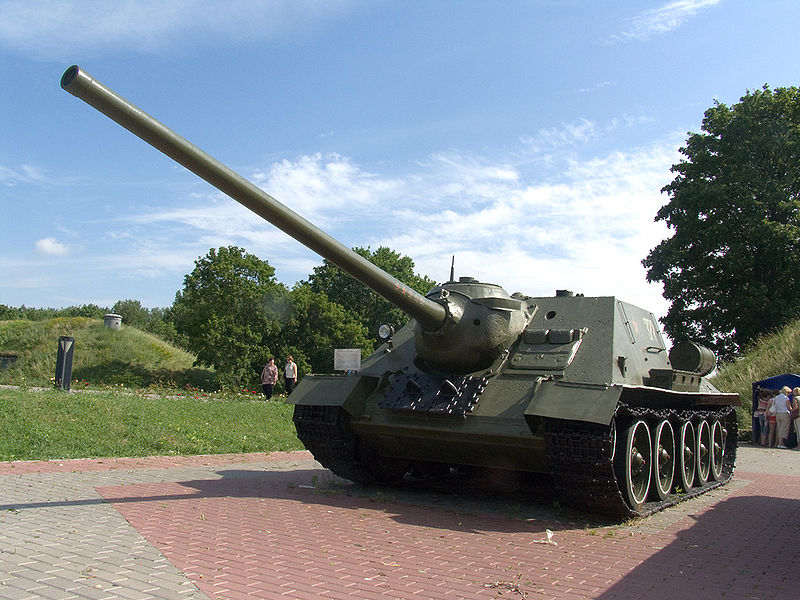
[1,448,798,599]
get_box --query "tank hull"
[291,295,739,518]
[292,378,737,518]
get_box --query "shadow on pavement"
[2,464,618,534]
[595,495,800,600]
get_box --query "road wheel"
[677,420,696,491]
[709,419,725,481]
[651,419,675,501]
[620,419,652,511]
[695,419,712,485]
[610,420,617,463]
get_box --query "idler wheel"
[677,421,696,491]
[618,419,652,511]
[651,419,675,501]
[695,419,712,485]
[709,419,726,481]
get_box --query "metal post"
[55,336,75,391]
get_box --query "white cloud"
[35,237,70,256]
[0,0,356,58]
[578,81,615,94]
[522,118,602,151]
[72,123,680,321]
[374,141,679,320]
[0,164,51,186]
[251,153,401,225]
[616,0,722,42]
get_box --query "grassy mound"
[713,318,800,433]
[0,317,215,389]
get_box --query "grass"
[0,386,302,461]
[0,316,303,461]
[712,318,800,433]
[0,317,215,389]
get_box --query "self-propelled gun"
[61,65,739,517]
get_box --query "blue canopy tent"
[751,373,800,444]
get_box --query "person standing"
[792,388,800,448]
[283,355,298,395]
[755,390,771,446]
[771,386,793,449]
[260,357,278,400]
[764,397,777,448]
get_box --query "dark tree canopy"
[280,284,373,373]
[168,245,414,387]
[643,86,800,356]
[171,246,288,386]
[306,246,436,346]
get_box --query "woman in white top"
[283,355,298,395]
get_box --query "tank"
[61,65,740,518]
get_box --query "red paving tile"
[93,464,800,599]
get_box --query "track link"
[293,404,372,484]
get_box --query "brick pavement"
[0,447,798,599]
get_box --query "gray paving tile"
[0,465,223,600]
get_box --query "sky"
[1,0,799,327]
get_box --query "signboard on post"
[334,348,362,372]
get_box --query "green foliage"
[0,304,109,321]
[5,243,437,386]
[713,317,800,432]
[306,246,436,346]
[112,299,182,345]
[171,246,289,387]
[112,299,146,327]
[0,317,214,389]
[644,85,800,357]
[281,284,372,372]
[0,387,302,461]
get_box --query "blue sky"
[1,1,798,325]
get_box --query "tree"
[280,284,373,373]
[112,299,181,344]
[171,246,288,386]
[61,304,107,319]
[643,86,800,356]
[112,299,148,329]
[306,246,436,346]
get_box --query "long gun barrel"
[60,65,447,331]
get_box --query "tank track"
[294,403,738,519]
[293,404,375,484]
[544,403,738,518]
